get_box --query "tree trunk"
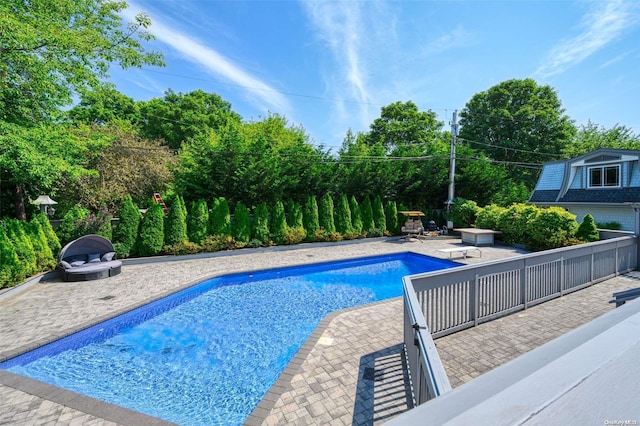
[14,184,26,220]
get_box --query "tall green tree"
[335,194,353,235]
[252,203,270,243]
[25,219,55,270]
[286,200,304,229]
[33,212,61,256]
[270,201,288,244]
[5,218,37,280]
[165,196,187,246]
[361,196,374,233]
[232,202,251,244]
[459,78,576,188]
[187,199,209,244]
[563,122,640,158]
[319,194,336,234]
[0,0,163,216]
[0,223,21,288]
[385,200,399,235]
[372,196,386,231]
[209,197,231,236]
[113,195,141,257]
[137,202,165,256]
[303,196,319,241]
[349,196,363,234]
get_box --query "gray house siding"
[529,149,640,232]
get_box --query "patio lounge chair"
[57,234,122,281]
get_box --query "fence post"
[473,274,479,326]
[521,261,528,309]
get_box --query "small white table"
[455,228,501,247]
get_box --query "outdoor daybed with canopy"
[57,234,122,281]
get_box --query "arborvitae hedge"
[252,203,270,243]
[319,193,336,233]
[303,196,319,241]
[26,219,55,270]
[271,201,288,244]
[372,196,386,232]
[335,194,353,235]
[165,196,188,246]
[210,197,232,236]
[385,200,398,235]
[232,202,251,243]
[349,196,363,234]
[138,202,165,257]
[0,224,20,288]
[361,196,374,233]
[287,200,304,229]
[5,218,37,280]
[114,196,141,256]
[34,212,61,256]
[187,199,209,244]
[576,213,599,242]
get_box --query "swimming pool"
[0,252,459,425]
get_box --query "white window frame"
[587,164,620,188]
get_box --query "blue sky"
[111,0,640,150]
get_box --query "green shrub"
[303,196,319,242]
[528,207,579,251]
[137,202,165,257]
[361,196,374,232]
[491,181,531,207]
[165,196,188,246]
[0,224,20,288]
[596,221,622,230]
[497,203,539,245]
[576,214,600,242]
[163,241,201,255]
[209,197,231,236]
[367,228,384,238]
[283,226,306,245]
[56,205,90,245]
[201,234,234,252]
[187,199,209,244]
[287,200,304,229]
[232,202,251,243]
[385,200,399,235]
[252,203,270,243]
[449,198,479,228]
[113,196,141,257]
[33,212,61,257]
[349,196,363,234]
[475,204,507,231]
[26,219,55,270]
[271,201,288,244]
[372,196,386,232]
[319,194,336,234]
[335,194,353,235]
[5,219,37,280]
[246,239,264,249]
[314,229,342,242]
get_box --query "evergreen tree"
[252,203,270,243]
[210,197,232,236]
[385,200,399,234]
[113,196,141,256]
[138,202,165,256]
[56,205,90,245]
[33,212,61,256]
[26,219,55,270]
[303,196,319,241]
[361,196,374,232]
[349,196,363,234]
[372,196,386,231]
[232,202,251,243]
[576,213,599,242]
[0,223,21,288]
[335,194,353,235]
[165,195,188,246]
[187,199,209,244]
[5,219,37,280]
[271,201,288,244]
[319,193,336,233]
[287,200,304,228]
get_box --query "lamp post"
[33,195,58,218]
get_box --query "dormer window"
[588,164,620,188]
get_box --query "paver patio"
[0,237,635,425]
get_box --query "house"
[529,148,640,232]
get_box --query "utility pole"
[445,110,458,212]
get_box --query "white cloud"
[535,0,639,78]
[121,2,290,113]
[422,26,473,56]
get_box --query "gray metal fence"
[403,236,637,405]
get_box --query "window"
[588,165,620,188]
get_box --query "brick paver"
[0,237,635,425]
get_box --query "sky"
[110,0,640,151]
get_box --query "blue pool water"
[0,252,458,425]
